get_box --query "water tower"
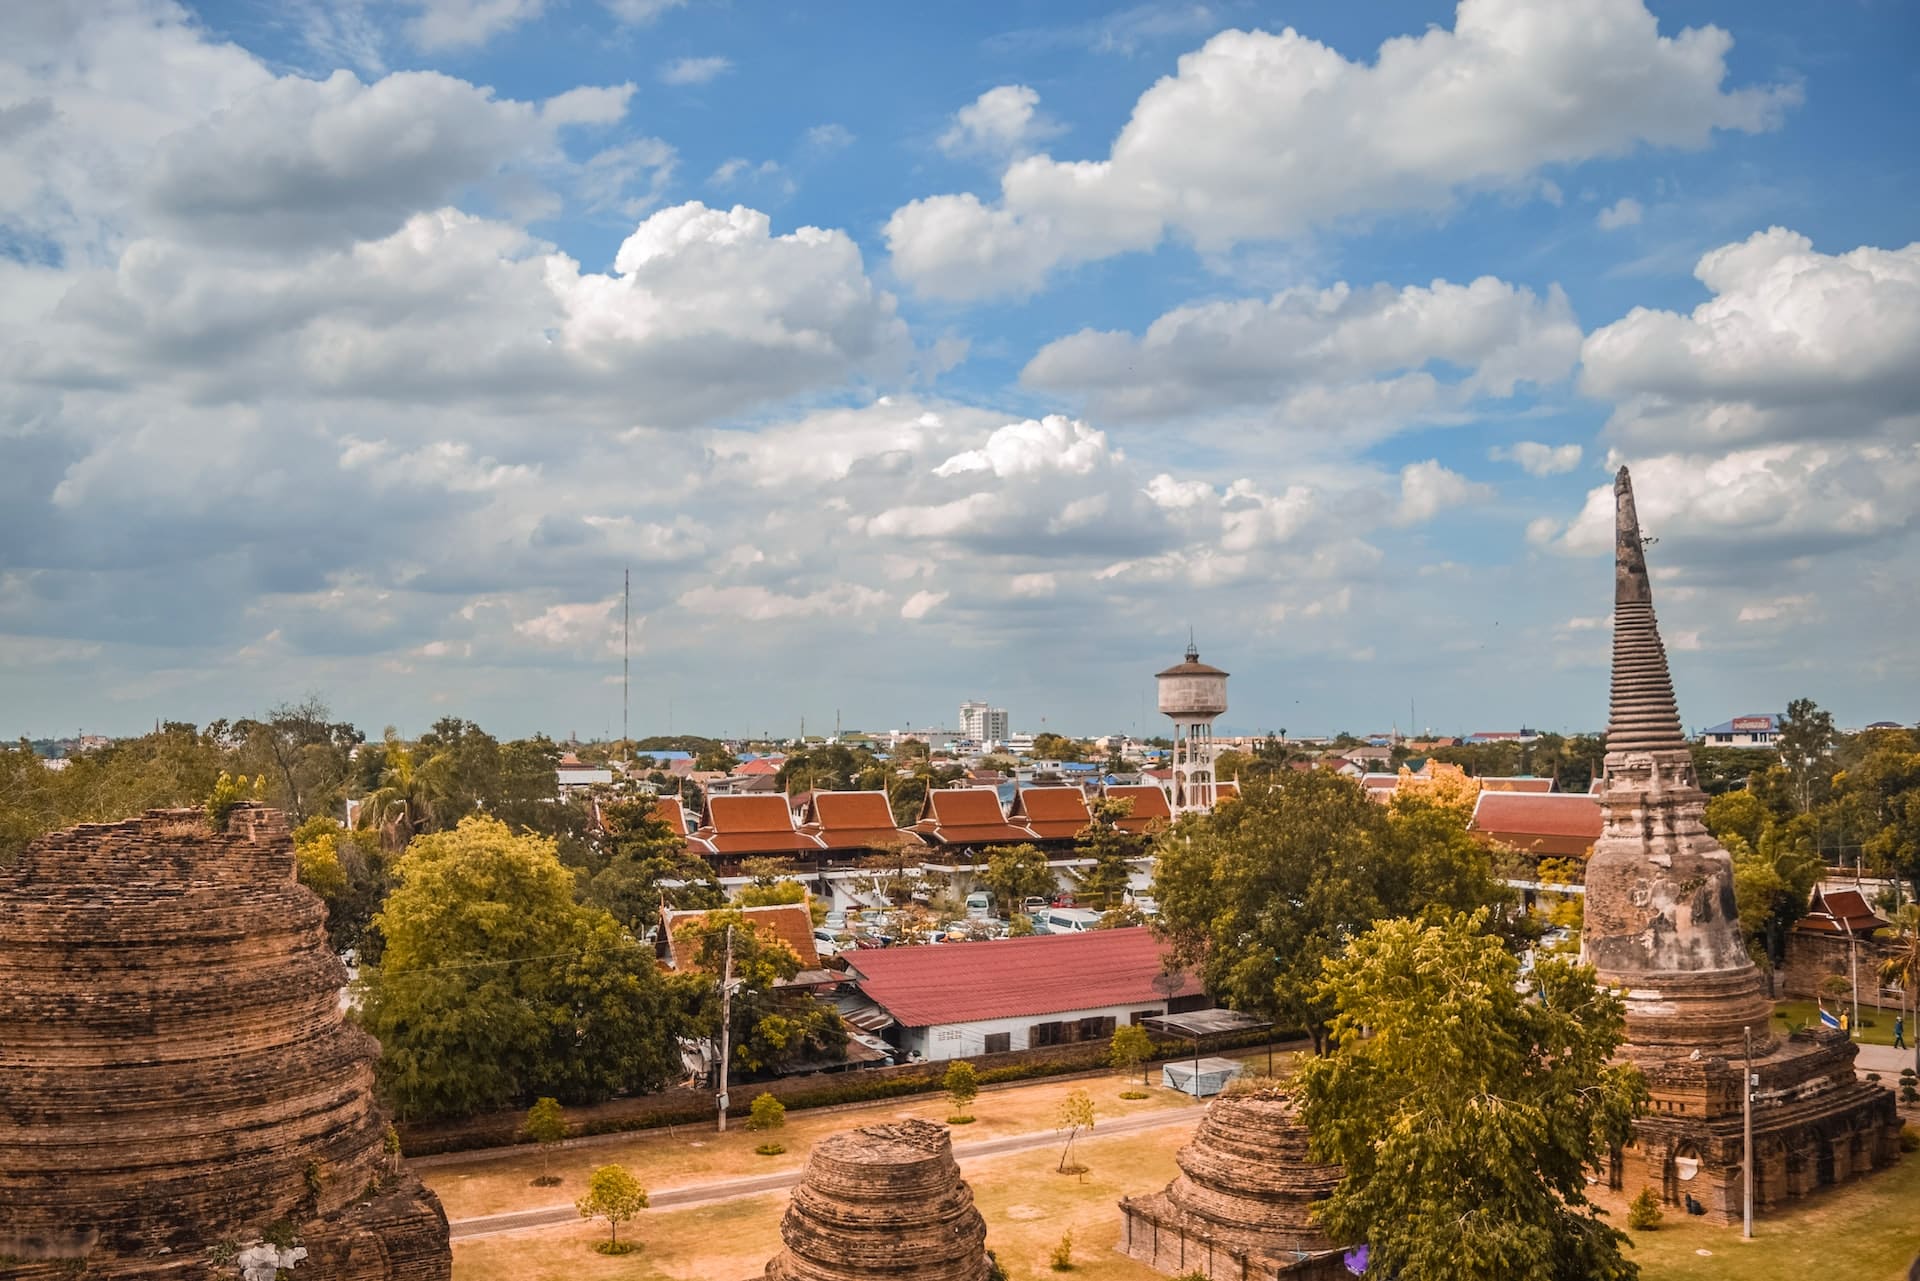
[1157,639,1229,815]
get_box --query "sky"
[1,0,1916,743]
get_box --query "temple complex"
[0,806,451,1280]
[1584,468,1900,1219]
[1118,1084,1348,1281]
[764,1120,992,1281]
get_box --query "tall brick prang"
[0,805,451,1280]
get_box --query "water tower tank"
[1156,643,1229,719]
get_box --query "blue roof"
[643,750,692,761]
[1702,714,1781,735]
[1059,762,1098,773]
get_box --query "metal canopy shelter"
[1143,1008,1275,1096]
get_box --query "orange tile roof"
[662,901,820,970]
[701,794,826,855]
[1479,777,1557,793]
[1007,786,1093,840]
[803,791,926,851]
[914,787,1035,846]
[650,796,694,837]
[1103,784,1173,834]
[1795,887,1887,935]
[1469,792,1602,858]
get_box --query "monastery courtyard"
[430,1054,1920,1281]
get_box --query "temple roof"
[1606,466,1690,754]
[1006,786,1093,840]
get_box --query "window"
[984,1032,1011,1054]
[1031,1021,1063,1047]
[1078,1015,1115,1042]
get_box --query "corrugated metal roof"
[1469,791,1602,856]
[844,927,1200,1027]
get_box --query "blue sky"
[1,0,1915,742]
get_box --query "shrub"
[1049,1230,1074,1271]
[755,1142,786,1156]
[1627,1187,1664,1231]
[1899,1125,1919,1154]
[524,1097,567,1186]
[749,1092,786,1132]
[577,1164,647,1254]
[1120,1090,1150,1100]
[1902,1084,1919,1105]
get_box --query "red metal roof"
[662,902,820,970]
[1103,784,1173,834]
[1480,777,1557,793]
[737,759,781,776]
[914,787,1035,846]
[845,927,1200,1027]
[701,794,825,855]
[1007,786,1093,840]
[1469,791,1601,857]
[1796,887,1887,935]
[803,791,926,851]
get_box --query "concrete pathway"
[447,1103,1205,1241]
[1855,1041,1916,1075]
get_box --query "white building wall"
[899,999,1170,1062]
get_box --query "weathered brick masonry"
[0,806,451,1280]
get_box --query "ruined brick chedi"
[764,1120,992,1281]
[0,805,451,1280]
[1584,468,1899,1218]
[1118,1086,1348,1281]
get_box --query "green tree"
[1153,772,1513,1052]
[1297,912,1645,1281]
[291,815,392,956]
[1703,790,1768,851]
[580,797,723,927]
[668,912,847,1076]
[229,698,362,822]
[356,817,680,1120]
[1778,697,1838,812]
[576,1164,647,1254]
[944,1059,979,1122]
[1728,822,1822,975]
[1107,1023,1155,1088]
[1073,806,1144,909]
[1030,732,1085,762]
[980,843,1057,913]
[523,1097,567,1186]
[1055,1088,1095,1172]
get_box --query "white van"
[964,891,993,920]
[1037,907,1102,935]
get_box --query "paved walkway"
[1855,1041,1916,1075]
[447,1103,1204,1241]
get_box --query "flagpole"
[1742,1024,1753,1239]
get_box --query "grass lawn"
[451,1116,1917,1281]
[1605,1151,1920,1281]
[422,1060,1294,1222]
[1773,999,1910,1048]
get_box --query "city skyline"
[2,1,1915,741]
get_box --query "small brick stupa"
[1118,1085,1348,1281]
[1585,469,1899,1219]
[0,806,451,1280]
[764,1120,991,1281]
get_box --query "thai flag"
[1819,1006,1841,1030]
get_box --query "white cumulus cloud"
[1394,460,1495,526]
[888,0,1795,298]
[1490,441,1583,476]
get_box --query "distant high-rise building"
[958,700,1010,745]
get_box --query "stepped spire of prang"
[1606,466,1689,754]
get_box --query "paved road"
[448,1103,1204,1241]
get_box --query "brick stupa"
[1117,1086,1348,1281]
[0,806,451,1279]
[764,1120,991,1281]
[1585,469,1900,1218]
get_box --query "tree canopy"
[1152,771,1515,1051]
[1297,912,1645,1281]
[356,817,679,1120]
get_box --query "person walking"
[1896,1013,1907,1050]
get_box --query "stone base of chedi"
[1614,1025,1900,1223]
[0,806,450,1281]
[764,1120,991,1281]
[1118,1086,1349,1281]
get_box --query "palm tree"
[356,731,444,850]
[1879,905,1920,1075]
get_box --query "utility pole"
[1742,1025,1754,1239]
[716,924,734,1133]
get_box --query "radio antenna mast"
[622,567,630,753]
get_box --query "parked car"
[823,909,848,930]
[1036,907,1102,935]
[1021,896,1050,917]
[964,891,993,920]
